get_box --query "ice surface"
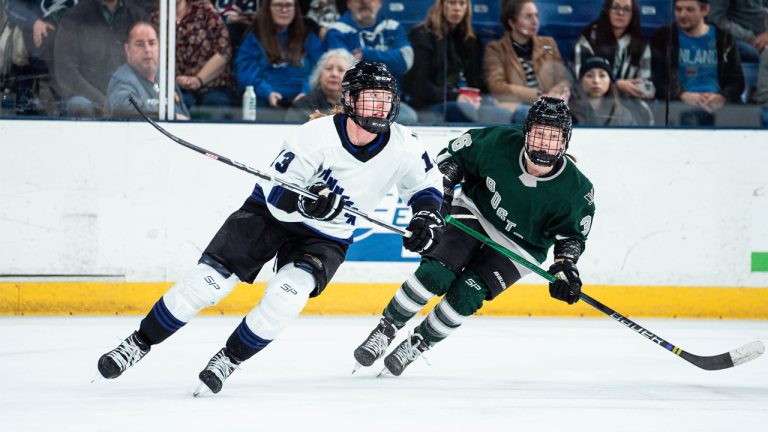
[1,316,766,431]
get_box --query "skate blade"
[376,367,391,378]
[351,361,364,375]
[90,373,104,384]
[192,382,211,397]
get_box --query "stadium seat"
[472,0,504,39]
[538,1,602,40]
[637,0,673,39]
[382,0,432,31]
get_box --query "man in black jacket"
[650,0,744,125]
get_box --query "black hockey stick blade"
[445,215,765,371]
[128,95,407,236]
[581,292,766,371]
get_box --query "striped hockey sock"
[139,297,187,345]
[415,297,467,345]
[383,274,437,329]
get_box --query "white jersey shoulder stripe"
[327,21,357,34]
[374,19,401,33]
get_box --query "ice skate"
[382,333,430,376]
[97,331,151,379]
[352,317,397,372]
[193,348,241,396]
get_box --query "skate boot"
[194,348,241,396]
[97,331,151,379]
[383,333,430,376]
[353,317,397,367]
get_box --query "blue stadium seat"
[538,1,602,40]
[382,0,432,31]
[472,0,504,39]
[637,0,673,39]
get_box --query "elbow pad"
[438,157,463,197]
[554,238,584,264]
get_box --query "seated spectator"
[574,0,655,124]
[285,48,353,122]
[53,0,148,117]
[152,0,234,117]
[651,0,744,125]
[570,56,637,125]
[326,0,418,123]
[235,0,322,121]
[484,0,571,123]
[5,0,79,115]
[405,0,486,122]
[708,0,768,105]
[106,22,190,120]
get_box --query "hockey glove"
[548,260,581,304]
[403,210,444,254]
[298,183,345,221]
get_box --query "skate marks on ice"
[1,316,767,431]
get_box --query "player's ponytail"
[308,106,344,121]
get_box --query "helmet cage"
[341,61,400,134]
[523,97,572,167]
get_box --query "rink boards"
[1,282,767,318]
[2,120,768,317]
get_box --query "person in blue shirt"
[325,0,418,123]
[235,0,323,120]
[650,0,744,125]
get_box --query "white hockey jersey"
[252,114,443,243]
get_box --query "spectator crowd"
[1,0,766,126]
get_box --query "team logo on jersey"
[584,187,595,205]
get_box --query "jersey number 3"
[271,151,296,173]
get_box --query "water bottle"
[242,85,256,121]
[456,72,468,89]
[0,88,14,117]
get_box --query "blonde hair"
[308,106,344,121]
[421,0,476,40]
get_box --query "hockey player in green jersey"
[353,97,596,376]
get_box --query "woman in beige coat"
[484,0,571,122]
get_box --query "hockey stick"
[444,215,765,371]
[128,95,407,236]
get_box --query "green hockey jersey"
[440,126,595,263]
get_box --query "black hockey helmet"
[523,97,572,167]
[341,61,400,134]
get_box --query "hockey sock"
[139,297,186,345]
[415,271,487,345]
[383,258,456,329]
[225,318,271,361]
[225,263,315,361]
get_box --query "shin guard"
[383,258,456,329]
[416,271,487,345]
[140,263,239,345]
[226,264,315,360]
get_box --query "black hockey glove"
[297,183,345,221]
[548,260,581,305]
[403,210,444,254]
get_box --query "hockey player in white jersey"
[96,61,444,395]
